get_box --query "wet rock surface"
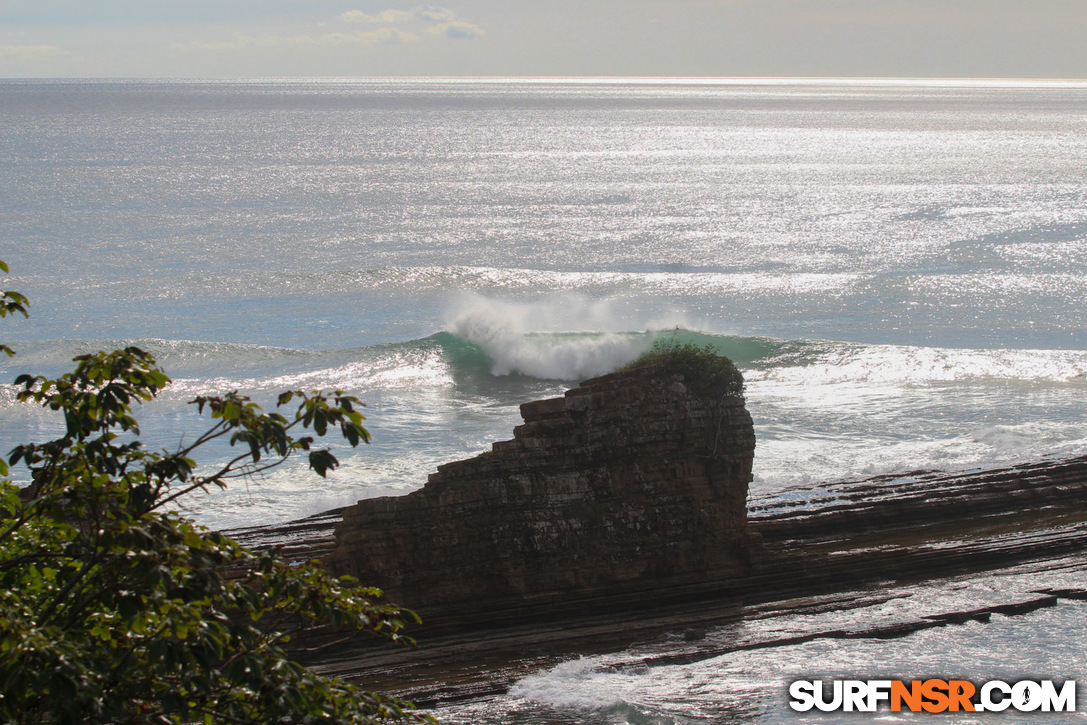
[229,357,1087,705]
[330,359,755,627]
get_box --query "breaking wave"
[5,326,1087,395]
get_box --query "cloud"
[0,43,60,59]
[417,7,457,22]
[339,9,415,25]
[321,27,420,45]
[170,5,484,55]
[171,26,421,53]
[339,6,483,39]
[424,21,485,40]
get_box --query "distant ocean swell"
[5,294,1086,529]
[18,264,1087,356]
[5,323,1086,498]
[5,328,1087,398]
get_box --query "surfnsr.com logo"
[789,679,1076,713]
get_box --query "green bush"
[623,337,744,397]
[0,262,432,724]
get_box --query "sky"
[1,0,1085,79]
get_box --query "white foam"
[510,657,622,711]
[748,343,1087,386]
[445,294,666,380]
[507,655,744,724]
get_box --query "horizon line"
[3,75,1087,88]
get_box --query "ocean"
[1,78,1086,723]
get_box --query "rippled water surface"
[1,78,1086,722]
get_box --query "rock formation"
[226,349,1087,703]
[330,351,755,624]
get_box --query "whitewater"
[2,78,1086,723]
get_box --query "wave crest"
[445,296,659,380]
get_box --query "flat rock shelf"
[227,356,1087,706]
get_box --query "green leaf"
[308,449,338,477]
[0,286,425,723]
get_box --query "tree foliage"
[0,262,432,724]
[0,259,29,359]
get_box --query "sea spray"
[509,658,667,722]
[445,295,660,379]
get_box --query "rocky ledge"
[228,350,1087,703]
[330,350,754,628]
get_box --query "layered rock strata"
[330,356,755,625]
[227,354,1087,703]
[747,457,1087,597]
[311,458,1087,704]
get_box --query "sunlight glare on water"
[2,79,1087,723]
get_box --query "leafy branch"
[0,260,432,724]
